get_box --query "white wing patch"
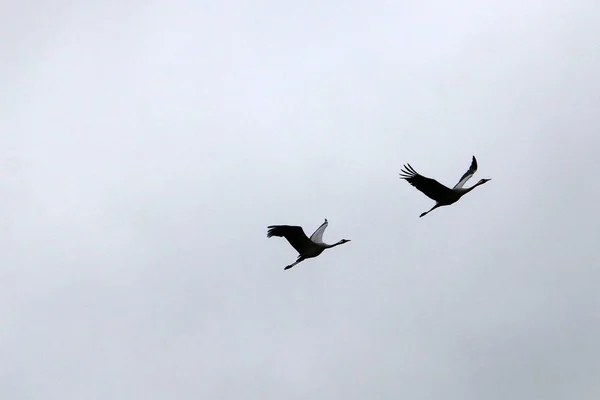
[309,219,328,244]
[453,156,478,189]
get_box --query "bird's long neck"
[326,240,346,249]
[461,180,486,195]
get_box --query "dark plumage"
[267,226,312,254]
[267,219,350,270]
[399,156,491,217]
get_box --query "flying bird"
[399,156,491,218]
[267,219,350,270]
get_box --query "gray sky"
[2,1,600,399]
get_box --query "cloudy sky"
[2,0,599,398]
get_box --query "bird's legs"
[420,204,440,218]
[284,256,305,270]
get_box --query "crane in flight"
[400,156,491,218]
[267,219,350,270]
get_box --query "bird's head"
[339,239,351,244]
[477,178,491,185]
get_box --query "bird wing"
[453,156,478,189]
[267,225,314,255]
[309,219,328,244]
[399,163,452,201]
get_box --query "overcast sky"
[2,1,600,399]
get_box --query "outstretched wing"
[453,156,478,189]
[267,225,313,255]
[309,219,328,244]
[399,164,452,201]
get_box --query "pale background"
[2,1,599,399]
